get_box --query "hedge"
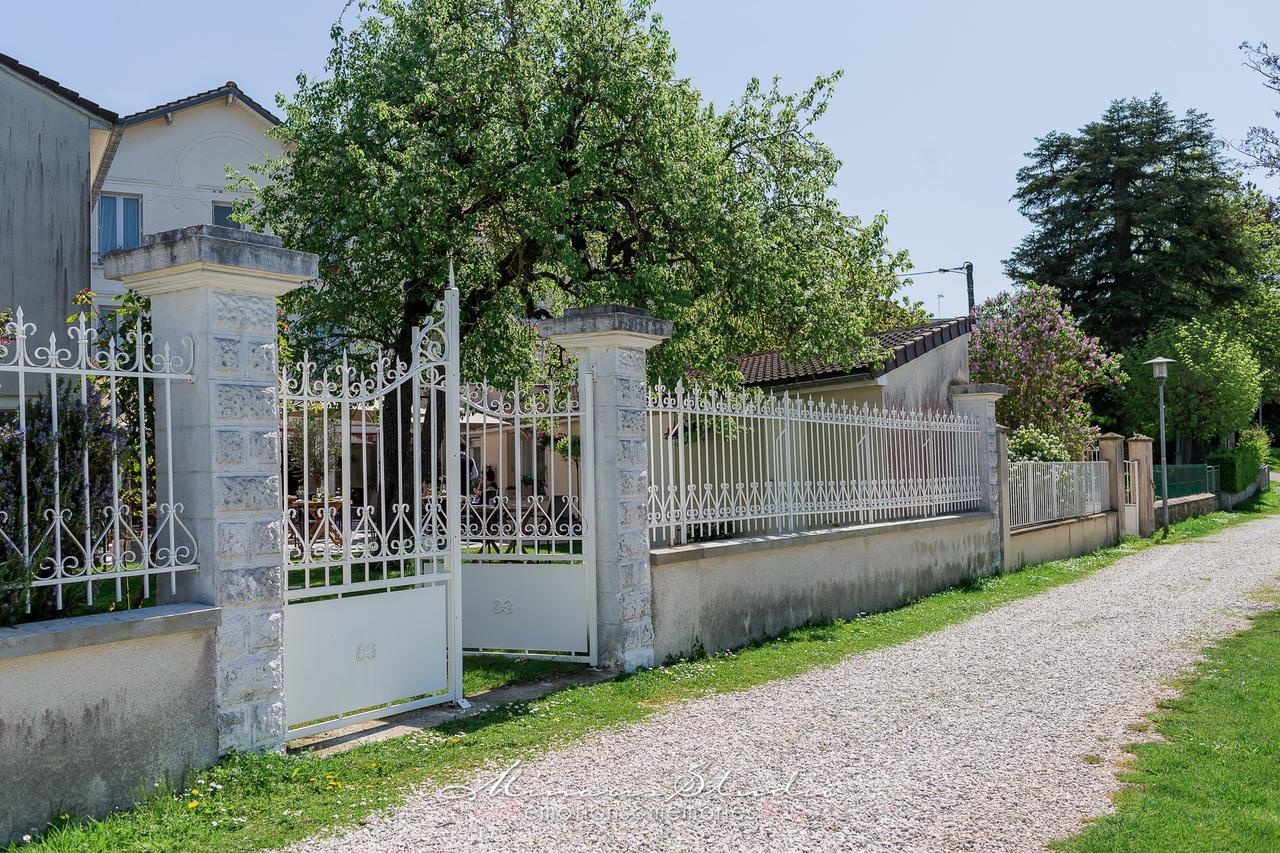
[1208,444,1264,494]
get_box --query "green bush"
[1007,425,1071,462]
[1239,425,1272,460]
[1208,443,1264,494]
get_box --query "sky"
[6,0,1277,317]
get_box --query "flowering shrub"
[970,284,1125,459]
[0,383,124,625]
[1007,426,1070,462]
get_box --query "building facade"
[90,83,283,306]
[0,53,118,335]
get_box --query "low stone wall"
[1163,492,1218,523]
[649,512,995,662]
[1217,465,1271,510]
[1005,511,1120,570]
[0,604,220,844]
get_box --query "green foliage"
[1240,424,1272,459]
[237,0,912,385]
[1209,188,1280,403]
[970,284,1125,459]
[1119,319,1261,443]
[1208,443,1264,493]
[1007,426,1070,463]
[1005,95,1255,351]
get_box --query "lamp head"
[1144,356,1175,384]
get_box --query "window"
[98,194,141,255]
[212,202,241,230]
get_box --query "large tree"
[1004,94,1255,351]
[239,0,910,389]
[1240,41,1280,176]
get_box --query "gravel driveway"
[303,517,1280,852]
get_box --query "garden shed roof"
[735,316,972,387]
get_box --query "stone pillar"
[1097,432,1126,520]
[538,307,672,672]
[1127,435,1155,538]
[996,425,1012,572]
[950,383,1008,572]
[105,225,317,753]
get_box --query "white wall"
[90,98,282,304]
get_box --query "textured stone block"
[251,610,282,652]
[616,347,646,376]
[215,475,278,511]
[211,290,276,336]
[249,430,277,464]
[246,339,275,379]
[217,706,249,753]
[215,384,275,422]
[217,565,283,604]
[220,651,282,705]
[253,701,285,747]
[249,519,280,556]
[618,530,648,560]
[212,337,241,374]
[619,588,651,621]
[215,430,245,465]
[217,522,249,559]
[618,407,647,434]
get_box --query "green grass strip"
[22,488,1280,852]
[1057,596,1280,851]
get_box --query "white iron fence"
[0,308,197,619]
[1008,460,1110,529]
[647,383,985,546]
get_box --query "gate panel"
[459,376,596,663]
[284,585,447,729]
[280,289,463,739]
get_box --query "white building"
[90,82,283,305]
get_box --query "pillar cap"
[1128,434,1153,443]
[538,305,673,351]
[103,224,318,298]
[1098,432,1125,440]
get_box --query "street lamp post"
[1145,357,1175,537]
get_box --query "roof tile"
[735,316,972,386]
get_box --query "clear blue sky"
[7,1,1276,317]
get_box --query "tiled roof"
[735,316,972,387]
[121,81,281,127]
[0,52,118,123]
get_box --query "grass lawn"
[19,488,1280,852]
[461,654,588,696]
[1058,599,1280,851]
[1268,447,1279,469]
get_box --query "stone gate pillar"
[105,225,317,753]
[1127,435,1156,538]
[538,307,672,672]
[1097,432,1126,523]
[950,383,1008,573]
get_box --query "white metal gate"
[458,376,596,664]
[280,290,464,739]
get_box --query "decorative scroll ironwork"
[0,308,198,616]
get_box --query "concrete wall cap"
[951,382,1009,396]
[538,305,673,348]
[103,225,319,286]
[0,603,221,661]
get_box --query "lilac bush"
[970,284,1126,459]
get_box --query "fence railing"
[0,308,198,621]
[1152,464,1218,500]
[646,383,984,546]
[1008,460,1110,529]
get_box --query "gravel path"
[304,517,1280,852]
